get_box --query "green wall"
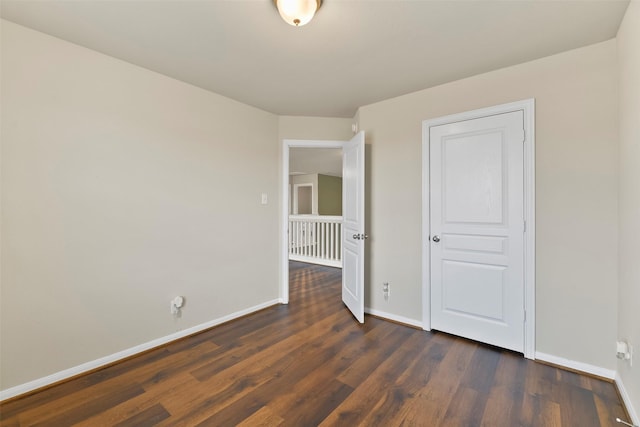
[318,174,342,216]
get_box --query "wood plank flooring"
[0,261,630,426]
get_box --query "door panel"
[442,260,506,321]
[342,131,365,323]
[443,131,504,224]
[430,111,524,352]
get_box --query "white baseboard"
[364,307,423,329]
[615,372,640,426]
[288,255,341,269]
[535,352,616,379]
[0,299,281,402]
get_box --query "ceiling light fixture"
[273,0,322,27]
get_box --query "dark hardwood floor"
[0,261,630,426]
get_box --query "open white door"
[342,131,365,323]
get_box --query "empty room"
[1,0,638,425]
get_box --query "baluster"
[318,222,321,259]
[289,220,292,256]
[325,222,329,259]
[317,221,321,259]
[334,222,338,260]
[328,222,332,259]
[321,222,326,259]
[336,222,340,261]
[338,222,341,261]
[308,221,311,258]
[331,222,335,260]
[309,221,312,257]
[318,221,322,259]
[330,221,334,260]
[312,221,317,258]
[304,221,308,256]
[338,222,342,261]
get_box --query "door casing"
[421,99,536,359]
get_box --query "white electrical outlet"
[616,340,633,366]
[383,282,390,300]
[171,296,185,315]
[615,417,639,427]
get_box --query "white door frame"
[280,139,344,304]
[421,99,536,359]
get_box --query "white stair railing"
[289,215,343,268]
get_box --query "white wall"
[278,116,353,142]
[617,0,640,419]
[0,21,280,390]
[357,40,619,370]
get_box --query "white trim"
[535,352,615,379]
[289,255,342,268]
[522,100,536,360]
[421,99,536,359]
[0,299,280,402]
[365,307,423,329]
[288,214,343,221]
[616,372,640,426]
[281,139,345,304]
[421,123,431,331]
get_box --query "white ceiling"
[0,0,630,118]
[290,147,342,177]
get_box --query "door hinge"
[523,220,526,233]
[524,310,527,322]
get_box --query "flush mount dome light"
[274,0,322,27]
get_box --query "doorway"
[422,99,536,358]
[281,133,366,322]
[281,140,345,306]
[293,184,314,215]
